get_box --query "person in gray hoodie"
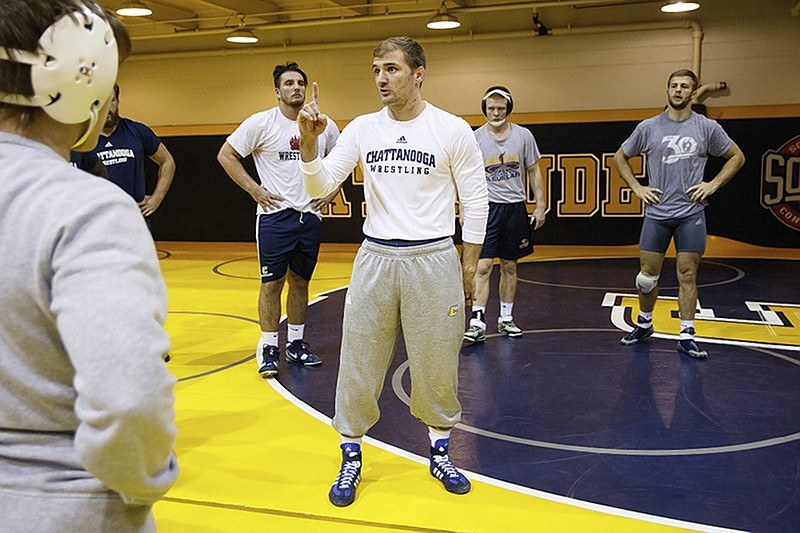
[0,2,178,531]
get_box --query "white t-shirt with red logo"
[227,107,339,215]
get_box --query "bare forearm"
[218,152,260,196]
[613,149,641,190]
[461,242,481,279]
[151,160,175,203]
[299,136,319,163]
[530,164,545,207]
[711,145,745,190]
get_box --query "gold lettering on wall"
[602,153,646,217]
[557,154,599,217]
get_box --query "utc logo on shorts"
[519,238,530,249]
[448,305,459,317]
[261,265,272,277]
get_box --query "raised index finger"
[311,82,320,105]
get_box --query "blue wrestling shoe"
[258,345,279,378]
[620,324,654,345]
[329,443,362,507]
[286,340,322,366]
[429,439,471,495]
[678,328,708,359]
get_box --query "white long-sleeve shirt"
[301,102,488,243]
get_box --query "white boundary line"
[267,376,744,533]
[265,286,746,533]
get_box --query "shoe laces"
[293,339,309,350]
[681,338,699,350]
[290,340,312,355]
[431,452,461,479]
[262,345,279,359]
[335,458,361,489]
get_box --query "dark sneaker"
[329,443,362,507]
[463,324,486,344]
[497,318,523,338]
[258,345,279,378]
[678,333,708,359]
[620,324,654,345]
[285,339,322,366]
[429,439,471,495]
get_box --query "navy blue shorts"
[480,201,533,260]
[640,211,707,255]
[256,209,321,283]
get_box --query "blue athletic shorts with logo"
[640,211,707,255]
[256,209,321,283]
[480,201,533,260]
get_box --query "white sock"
[469,306,486,328]
[340,435,362,446]
[287,323,305,343]
[428,427,451,448]
[637,311,653,328]
[680,320,694,338]
[260,331,279,347]
[500,302,513,320]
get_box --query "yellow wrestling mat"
[152,238,797,532]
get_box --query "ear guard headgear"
[0,10,118,148]
[481,87,513,116]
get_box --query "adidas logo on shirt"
[104,141,113,148]
[396,136,407,144]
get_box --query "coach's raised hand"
[298,82,328,162]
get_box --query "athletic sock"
[261,331,279,347]
[470,307,486,328]
[340,435,363,447]
[637,311,653,328]
[287,323,305,343]
[500,302,514,321]
[428,427,451,448]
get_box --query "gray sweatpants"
[332,238,465,438]
[0,489,155,533]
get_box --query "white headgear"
[0,9,118,147]
[481,87,514,116]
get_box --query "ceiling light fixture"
[226,28,259,44]
[116,1,153,17]
[660,1,701,13]
[225,14,259,44]
[427,2,461,30]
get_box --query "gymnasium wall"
[122,1,799,246]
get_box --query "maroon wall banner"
[761,134,800,233]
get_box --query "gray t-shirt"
[474,123,541,204]
[621,111,733,220]
[0,133,178,532]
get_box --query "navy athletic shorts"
[480,201,533,260]
[639,211,707,255]
[256,209,321,283]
